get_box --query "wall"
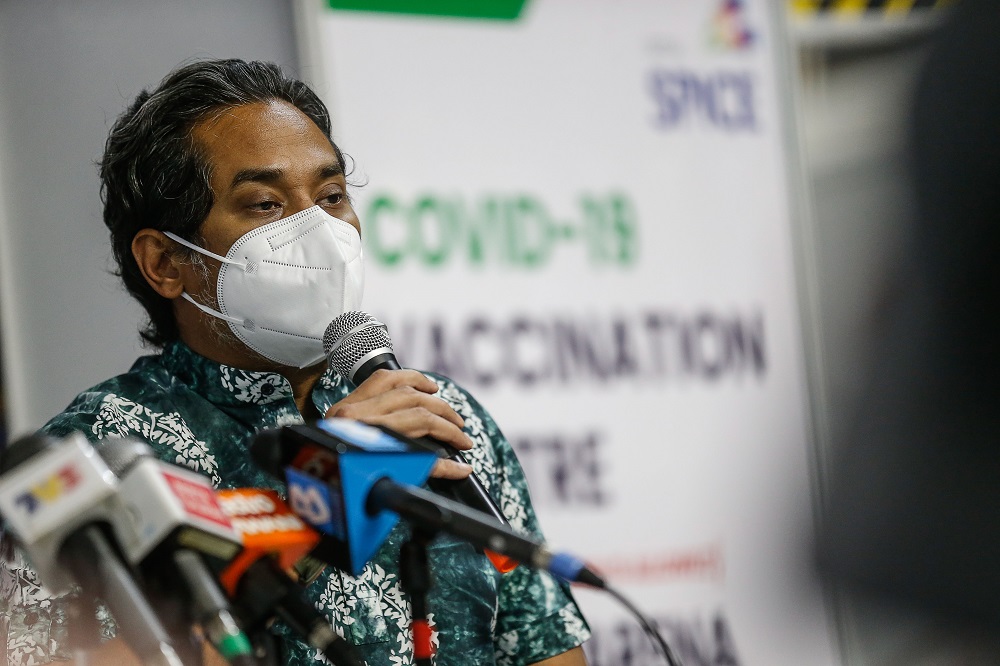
[0,0,300,436]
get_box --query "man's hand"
[530,646,589,665]
[324,369,474,480]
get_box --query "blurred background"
[0,1,979,664]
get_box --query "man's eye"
[321,192,345,206]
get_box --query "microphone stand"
[250,628,281,666]
[399,527,436,666]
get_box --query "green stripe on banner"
[326,0,528,20]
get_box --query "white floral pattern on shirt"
[430,377,529,531]
[0,549,115,666]
[313,562,442,666]
[91,394,220,485]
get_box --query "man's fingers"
[321,368,474,452]
[365,387,465,430]
[346,368,439,401]
[327,385,465,431]
[430,458,473,480]
[364,408,474,452]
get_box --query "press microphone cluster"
[0,434,363,666]
[98,440,360,666]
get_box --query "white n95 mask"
[164,205,364,368]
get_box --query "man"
[0,59,589,665]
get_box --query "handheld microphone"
[0,434,184,666]
[96,438,254,666]
[323,311,517,572]
[251,419,607,588]
[215,488,362,666]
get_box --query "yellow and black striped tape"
[790,0,956,17]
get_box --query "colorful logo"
[710,0,754,50]
[14,464,82,514]
[286,467,342,539]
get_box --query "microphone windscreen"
[96,438,155,477]
[323,311,394,382]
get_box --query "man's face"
[176,99,361,369]
[191,99,360,260]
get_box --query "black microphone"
[250,419,606,588]
[232,557,359,666]
[0,434,184,666]
[213,487,363,666]
[323,311,517,572]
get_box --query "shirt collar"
[158,340,348,411]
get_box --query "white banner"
[301,1,837,664]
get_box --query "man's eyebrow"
[229,162,344,190]
[318,162,345,179]
[230,167,283,190]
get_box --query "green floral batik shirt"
[0,341,590,666]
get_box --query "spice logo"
[710,0,755,51]
[649,69,756,132]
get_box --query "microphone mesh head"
[323,311,394,381]
[96,437,155,477]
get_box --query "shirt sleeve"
[429,376,591,665]
[39,391,108,441]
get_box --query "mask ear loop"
[162,231,247,269]
[179,292,246,327]
[163,231,248,327]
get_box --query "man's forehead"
[191,100,333,173]
[195,99,309,132]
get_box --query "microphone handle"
[353,357,512,530]
[367,478,607,587]
[172,549,255,666]
[353,352,401,381]
[60,525,184,666]
[367,478,547,568]
[426,451,508,525]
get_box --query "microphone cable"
[603,583,682,666]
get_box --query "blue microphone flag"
[288,418,438,574]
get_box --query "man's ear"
[132,229,185,299]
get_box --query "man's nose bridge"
[285,193,316,218]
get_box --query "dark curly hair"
[100,59,347,347]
